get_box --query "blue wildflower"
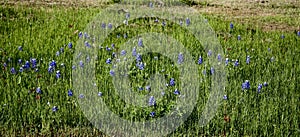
[52,106,58,112]
[18,46,22,51]
[186,18,190,26]
[10,67,16,74]
[138,87,144,91]
[60,47,64,53]
[210,67,215,75]
[48,66,54,73]
[49,60,57,68]
[125,13,130,19]
[234,60,239,67]
[56,71,61,78]
[79,94,84,99]
[178,53,184,64]
[19,67,24,72]
[138,38,143,47]
[169,78,175,86]
[223,95,228,100]
[3,62,7,67]
[225,58,229,66]
[110,70,115,76]
[207,50,212,57]
[36,87,42,94]
[281,34,285,39]
[31,58,37,68]
[297,31,300,37]
[198,56,203,64]
[121,50,126,56]
[84,32,89,39]
[217,54,221,62]
[68,42,73,49]
[149,2,153,8]
[263,82,268,87]
[108,23,112,29]
[79,61,84,68]
[257,84,263,93]
[246,56,250,64]
[162,21,166,26]
[72,65,76,70]
[230,22,234,29]
[148,96,156,106]
[106,46,111,51]
[132,47,137,56]
[242,80,250,90]
[101,23,106,29]
[137,62,145,70]
[238,35,241,40]
[174,89,180,95]
[145,86,151,91]
[56,51,60,56]
[202,69,206,75]
[150,112,155,117]
[98,92,102,97]
[68,89,73,96]
[106,58,112,64]
[78,32,83,38]
[136,53,142,62]
[85,41,91,48]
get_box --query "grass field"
[0,0,299,136]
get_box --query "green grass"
[0,2,300,137]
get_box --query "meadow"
[0,0,299,136]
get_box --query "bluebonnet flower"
[162,21,166,26]
[132,47,137,56]
[198,56,203,64]
[186,18,190,26]
[23,61,30,69]
[84,32,89,39]
[17,59,22,65]
[149,2,153,8]
[297,31,300,37]
[257,84,263,93]
[86,56,90,63]
[79,61,84,68]
[106,58,112,64]
[56,71,61,78]
[125,13,130,19]
[138,87,144,91]
[207,50,212,57]
[281,34,285,39]
[78,32,83,38]
[136,53,142,62]
[52,106,58,112]
[202,69,206,75]
[223,95,228,100]
[230,22,234,29]
[110,70,115,76]
[155,18,159,23]
[145,86,151,91]
[111,43,115,49]
[106,46,111,51]
[68,42,73,49]
[68,89,73,96]
[98,92,102,97]
[49,60,57,68]
[161,92,165,96]
[210,67,215,75]
[3,62,7,67]
[238,35,241,40]
[19,67,24,72]
[178,53,184,64]
[138,38,143,47]
[56,51,60,56]
[225,58,229,66]
[174,89,180,95]
[150,112,155,117]
[85,41,91,48]
[101,23,106,29]
[35,68,39,72]
[36,87,42,94]
[121,50,126,56]
[48,66,54,73]
[234,60,239,67]
[31,58,37,68]
[242,80,250,90]
[137,62,145,70]
[179,20,183,26]
[79,94,84,99]
[148,96,156,106]
[72,65,76,70]
[217,54,221,62]
[263,82,268,87]
[60,47,64,53]
[246,56,250,64]
[108,23,112,29]
[169,78,175,86]
[18,46,22,51]
[112,52,116,59]
[10,68,17,74]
